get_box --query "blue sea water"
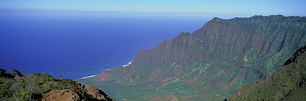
[0,12,211,80]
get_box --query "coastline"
[80,75,98,80]
[79,62,132,80]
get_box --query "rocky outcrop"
[74,81,114,101]
[40,81,114,101]
[41,90,80,101]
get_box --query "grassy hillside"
[228,45,306,100]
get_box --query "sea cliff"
[79,15,306,100]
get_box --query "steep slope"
[228,45,306,100]
[79,15,306,100]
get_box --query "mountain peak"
[211,17,222,21]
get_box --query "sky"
[0,0,306,18]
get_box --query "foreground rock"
[41,81,115,101]
[74,81,114,101]
[41,90,80,101]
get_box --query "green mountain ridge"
[7,69,34,78]
[78,15,306,100]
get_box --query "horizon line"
[1,8,304,18]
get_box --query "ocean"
[0,12,211,80]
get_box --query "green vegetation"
[0,68,5,73]
[7,69,34,78]
[228,45,306,100]
[79,15,306,100]
[60,74,64,79]
[0,71,95,101]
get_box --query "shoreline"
[78,62,132,80]
[80,75,98,80]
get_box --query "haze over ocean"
[0,12,210,79]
